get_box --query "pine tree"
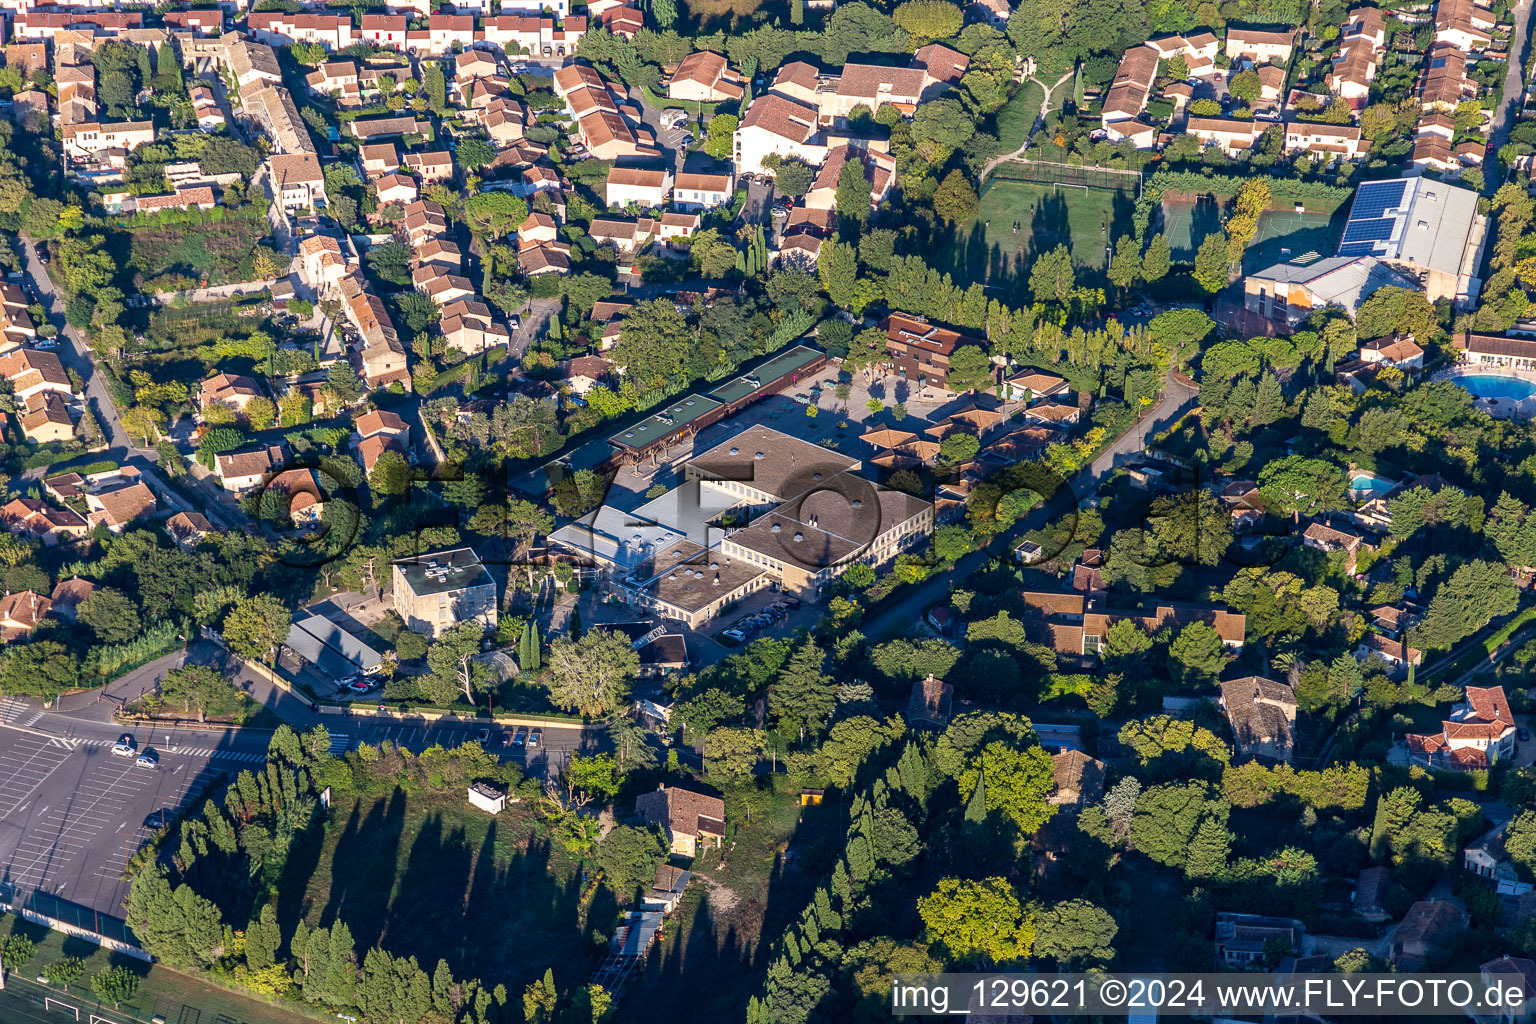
[291,920,311,979]
[1250,372,1285,426]
[432,959,454,1016]
[964,764,987,824]
[1185,816,1232,879]
[524,968,558,1024]
[831,859,852,911]
[246,904,281,971]
[303,925,330,1003]
[324,921,356,1007]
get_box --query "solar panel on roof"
[1338,241,1378,257]
[1341,218,1396,244]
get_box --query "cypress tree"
[964,766,987,824]
[303,925,330,1003]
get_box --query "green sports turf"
[1161,200,1343,272]
[940,180,1135,287]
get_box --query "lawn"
[683,0,763,19]
[128,299,276,382]
[281,791,599,996]
[997,80,1046,152]
[1161,199,1348,273]
[613,785,844,1023]
[936,180,1135,288]
[0,914,321,1024]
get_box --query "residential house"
[733,93,822,175]
[1219,675,1298,763]
[1019,590,1246,657]
[634,783,726,856]
[1390,901,1469,968]
[906,673,953,727]
[1435,0,1495,50]
[198,372,265,419]
[165,510,215,550]
[85,481,155,533]
[1465,819,1536,897]
[564,355,613,397]
[1187,116,1266,158]
[403,150,454,183]
[189,85,225,130]
[375,172,418,206]
[267,153,327,211]
[606,166,672,208]
[1145,31,1220,77]
[1302,519,1368,572]
[802,146,893,211]
[48,578,95,622]
[666,50,745,103]
[1406,685,1518,770]
[1355,631,1424,678]
[0,590,51,641]
[1284,121,1369,160]
[588,216,658,254]
[1354,866,1393,921]
[1359,335,1425,370]
[881,312,985,391]
[1002,369,1069,403]
[0,349,70,406]
[967,0,1011,28]
[214,443,288,493]
[672,170,734,212]
[19,393,73,443]
[391,547,498,637]
[360,143,401,177]
[1101,44,1158,132]
[349,115,430,141]
[1225,27,1298,63]
[1048,749,1106,806]
[1215,913,1303,967]
[1480,957,1536,1023]
[0,497,87,546]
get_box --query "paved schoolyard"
[0,728,244,918]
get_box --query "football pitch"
[940,179,1136,286]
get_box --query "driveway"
[628,85,689,173]
[511,296,561,357]
[736,177,773,228]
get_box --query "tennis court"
[939,179,1136,286]
[1162,199,1345,272]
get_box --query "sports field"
[939,179,1135,286]
[1162,200,1345,272]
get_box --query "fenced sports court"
[1161,198,1345,271]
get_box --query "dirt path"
[980,69,1077,182]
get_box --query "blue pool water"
[1350,473,1396,497]
[1455,374,1536,402]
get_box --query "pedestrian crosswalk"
[0,697,37,726]
[74,736,266,763]
[327,731,350,755]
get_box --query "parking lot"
[0,730,239,918]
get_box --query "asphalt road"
[19,237,136,454]
[1490,0,1535,162]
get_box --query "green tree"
[77,586,140,643]
[704,726,764,784]
[1141,233,1171,282]
[774,158,815,197]
[1184,814,1233,879]
[946,345,993,392]
[546,628,638,715]
[892,0,963,40]
[933,170,979,223]
[1148,489,1232,567]
[917,877,1034,965]
[1034,899,1118,965]
[160,665,239,724]
[1108,235,1142,290]
[1029,244,1075,305]
[1413,560,1520,650]
[1167,622,1229,687]
[963,740,1057,835]
[45,957,86,987]
[222,595,290,665]
[835,155,872,223]
[1193,231,1230,293]
[90,965,140,1007]
[594,824,669,898]
[425,620,489,705]
[770,642,836,741]
[1258,456,1348,517]
[704,113,738,159]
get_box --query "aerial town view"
[0,0,1535,1019]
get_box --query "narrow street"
[1489,0,1534,162]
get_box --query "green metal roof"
[708,345,824,405]
[608,394,722,451]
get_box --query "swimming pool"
[1349,473,1396,498]
[1454,374,1536,402]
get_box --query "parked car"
[498,731,513,748]
[336,675,359,689]
[770,206,789,219]
[111,736,136,758]
[477,727,491,744]
[346,680,371,694]
[722,629,746,641]
[135,751,158,769]
[528,728,542,748]
[144,809,172,830]
[513,727,528,747]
